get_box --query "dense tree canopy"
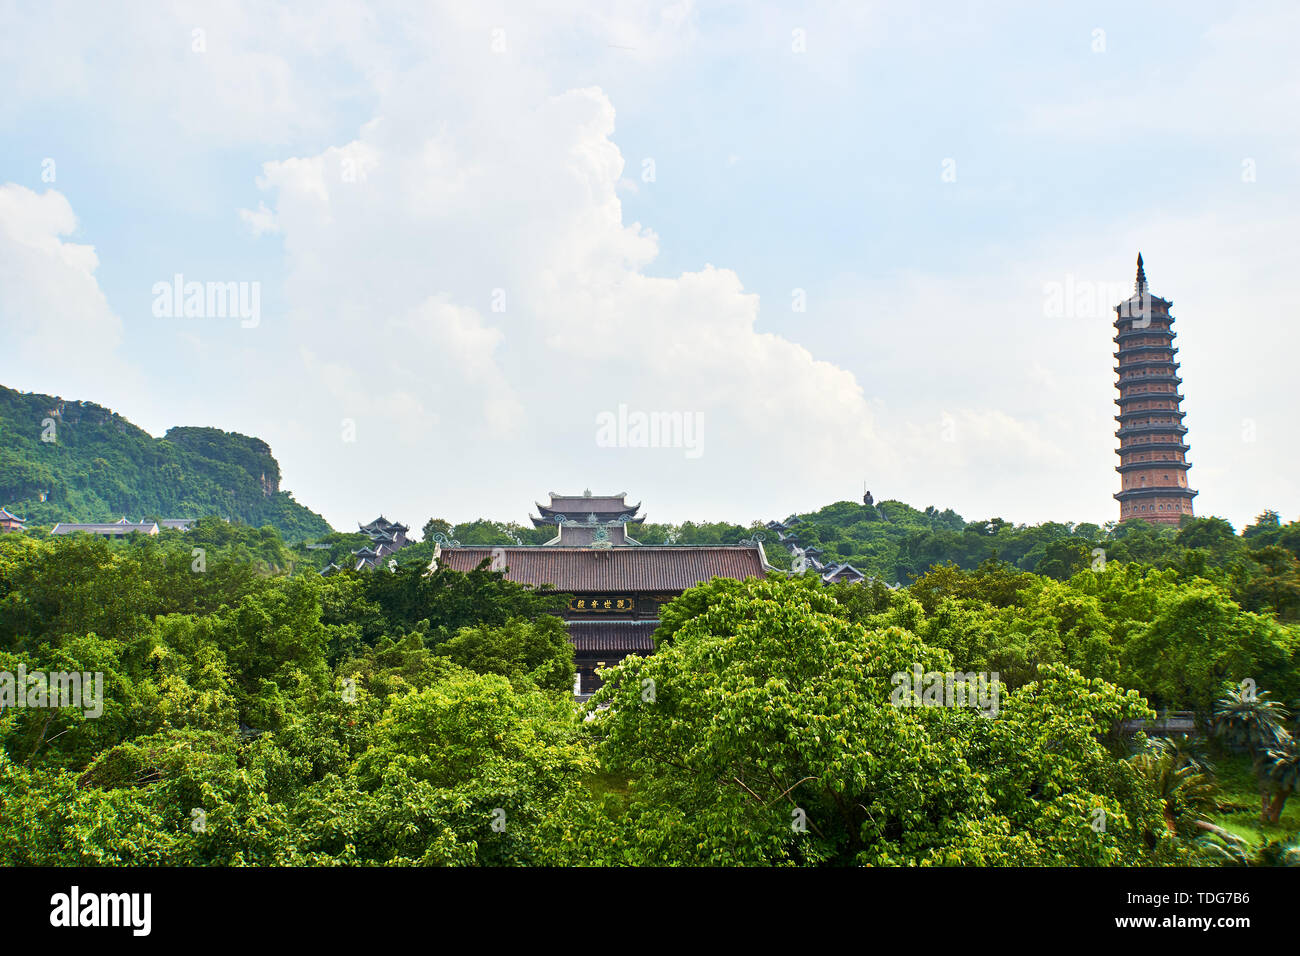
[2,503,1298,866]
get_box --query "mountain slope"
[0,384,332,541]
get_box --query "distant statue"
[863,490,874,507]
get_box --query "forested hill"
[395,499,1300,621]
[754,498,1300,586]
[0,384,331,541]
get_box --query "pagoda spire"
[1134,252,1147,294]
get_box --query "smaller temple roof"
[547,490,631,507]
[360,516,408,533]
[0,507,25,523]
[567,620,658,653]
[536,492,642,517]
[532,491,645,530]
[821,562,866,583]
[51,521,160,536]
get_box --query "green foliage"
[1128,736,1218,836]
[352,560,569,645]
[1211,688,1299,824]
[1125,588,1296,721]
[4,491,1300,867]
[437,616,575,692]
[584,576,1178,866]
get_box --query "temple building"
[530,491,645,546]
[51,517,161,537]
[0,507,26,533]
[435,490,772,695]
[49,516,198,537]
[350,516,410,570]
[1113,254,1197,525]
[767,514,874,584]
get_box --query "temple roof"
[51,521,159,535]
[436,545,767,591]
[537,493,641,516]
[531,512,647,529]
[360,516,408,533]
[532,490,645,529]
[566,619,658,653]
[822,562,866,582]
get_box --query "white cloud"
[0,185,132,401]
[234,66,892,526]
[239,201,279,237]
[3,2,1298,532]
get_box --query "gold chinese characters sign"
[568,596,635,613]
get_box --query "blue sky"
[1,1,1297,532]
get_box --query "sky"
[1,0,1297,534]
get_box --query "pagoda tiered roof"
[527,491,658,547]
[1113,346,1178,360]
[1116,459,1192,474]
[359,516,408,533]
[1118,441,1190,454]
[1115,389,1184,406]
[1114,329,1174,345]
[1116,371,1183,385]
[1114,360,1181,374]
[1115,486,1198,501]
[1115,423,1188,438]
[534,491,642,520]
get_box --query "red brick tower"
[1113,254,1196,525]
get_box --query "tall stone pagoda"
[1113,254,1196,525]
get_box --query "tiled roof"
[51,522,159,535]
[437,545,766,591]
[822,563,865,581]
[567,620,658,652]
[543,494,635,512]
[360,516,407,532]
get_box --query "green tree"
[587,576,1174,865]
[1124,587,1295,722]
[436,615,575,692]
